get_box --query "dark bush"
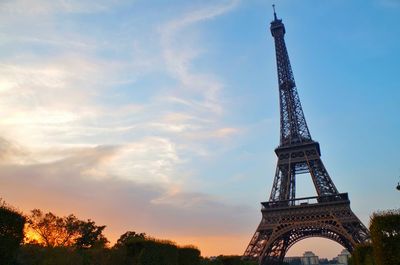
[138,240,178,265]
[178,246,201,265]
[17,245,82,265]
[351,243,375,265]
[0,201,26,265]
[370,209,400,265]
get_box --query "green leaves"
[369,209,400,265]
[352,209,400,265]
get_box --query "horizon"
[1,0,399,259]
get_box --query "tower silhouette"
[243,7,370,265]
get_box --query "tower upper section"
[270,7,312,146]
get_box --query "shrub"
[0,200,26,265]
[178,246,201,265]
[370,209,400,265]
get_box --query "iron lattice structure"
[243,9,369,265]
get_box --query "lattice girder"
[244,197,369,264]
[269,141,338,201]
[272,16,311,146]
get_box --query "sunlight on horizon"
[286,237,344,259]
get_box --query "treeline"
[349,209,400,265]
[0,199,256,265]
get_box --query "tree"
[200,257,223,265]
[115,231,146,247]
[352,243,376,265]
[75,219,108,249]
[26,209,108,249]
[200,256,257,265]
[370,209,400,265]
[0,200,26,265]
[178,246,200,265]
[138,240,178,265]
[215,256,243,265]
[26,209,81,247]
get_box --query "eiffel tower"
[243,7,370,265]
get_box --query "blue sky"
[0,0,399,258]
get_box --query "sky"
[0,0,399,259]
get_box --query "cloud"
[106,137,182,184]
[0,140,253,242]
[0,137,31,165]
[185,127,240,140]
[160,0,240,115]
[0,0,242,149]
[0,0,118,15]
[0,51,156,148]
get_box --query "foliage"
[17,244,111,265]
[0,199,26,265]
[115,230,146,247]
[79,247,111,265]
[351,243,376,265]
[75,219,108,249]
[217,256,243,265]
[16,226,256,265]
[111,231,201,265]
[110,233,147,265]
[26,209,108,249]
[178,246,201,265]
[201,256,257,265]
[351,209,400,265]
[201,257,223,265]
[17,244,83,265]
[369,209,400,265]
[138,240,179,265]
[26,209,81,247]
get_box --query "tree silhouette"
[26,209,81,247]
[115,231,146,247]
[26,209,108,249]
[370,209,400,265]
[0,200,26,265]
[75,219,108,249]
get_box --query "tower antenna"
[272,4,277,20]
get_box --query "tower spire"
[270,10,310,146]
[272,4,277,20]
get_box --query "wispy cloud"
[160,0,240,115]
[106,137,182,184]
[0,0,118,15]
[0,139,253,242]
[0,137,32,165]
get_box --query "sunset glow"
[24,226,43,245]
